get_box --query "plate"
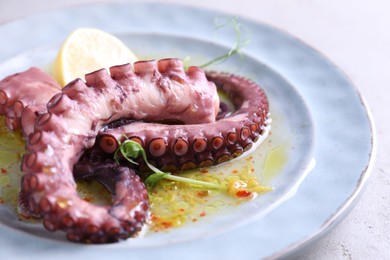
[0,3,375,259]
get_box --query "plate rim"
[272,94,376,258]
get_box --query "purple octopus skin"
[15,58,222,243]
[0,67,61,134]
[0,60,220,137]
[0,59,270,244]
[97,71,270,172]
[73,159,148,240]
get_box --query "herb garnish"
[198,16,251,69]
[115,139,225,190]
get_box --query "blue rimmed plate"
[0,3,375,259]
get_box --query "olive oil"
[0,115,289,234]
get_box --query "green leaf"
[144,172,169,188]
[121,139,142,158]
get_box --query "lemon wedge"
[53,28,138,86]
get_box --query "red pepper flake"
[251,168,255,173]
[200,169,208,174]
[232,170,239,174]
[236,190,253,198]
[192,218,198,222]
[1,168,7,174]
[161,221,173,229]
[179,208,185,212]
[151,215,173,229]
[0,197,4,204]
[196,190,209,198]
[199,211,206,217]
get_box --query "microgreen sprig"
[198,16,251,69]
[115,139,225,190]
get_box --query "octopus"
[0,58,270,243]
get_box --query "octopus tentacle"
[17,59,220,243]
[20,105,47,136]
[98,72,270,171]
[0,67,61,133]
[71,161,149,243]
[0,59,270,244]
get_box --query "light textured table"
[0,0,388,259]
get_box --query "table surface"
[0,0,388,259]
